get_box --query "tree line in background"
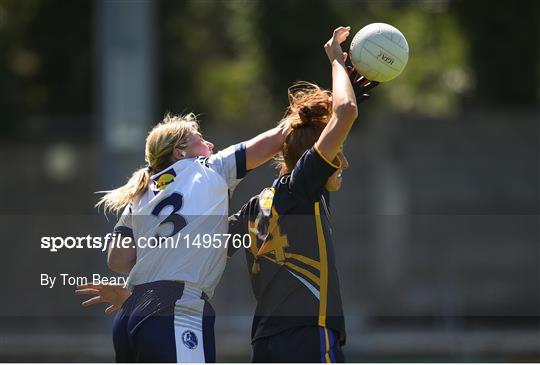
[0,0,538,137]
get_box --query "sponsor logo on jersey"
[153,168,177,190]
[258,187,275,217]
[181,330,198,349]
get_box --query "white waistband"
[183,283,205,299]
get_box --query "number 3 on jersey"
[151,192,187,238]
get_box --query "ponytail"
[95,112,202,215]
[95,167,151,214]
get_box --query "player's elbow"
[107,251,135,274]
[334,100,358,123]
[106,253,122,272]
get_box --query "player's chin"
[326,176,342,192]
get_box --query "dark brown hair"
[276,82,332,174]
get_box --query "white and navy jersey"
[114,143,247,298]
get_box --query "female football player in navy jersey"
[225,25,378,362]
[78,25,377,363]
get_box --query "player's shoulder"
[259,179,300,215]
[147,159,205,195]
[195,154,226,173]
[274,174,296,198]
[293,146,336,174]
[152,166,179,191]
[194,155,229,185]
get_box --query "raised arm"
[315,26,359,162]
[245,122,289,170]
[246,121,288,170]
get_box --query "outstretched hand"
[75,284,131,315]
[324,26,351,64]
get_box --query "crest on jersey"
[252,187,278,247]
[181,330,198,349]
[153,168,176,191]
[258,187,275,217]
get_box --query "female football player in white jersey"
[82,112,290,362]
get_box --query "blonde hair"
[275,82,332,174]
[96,112,201,214]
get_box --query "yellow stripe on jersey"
[257,251,321,287]
[259,254,277,264]
[324,327,331,363]
[314,202,329,328]
[284,261,320,287]
[285,253,321,270]
[314,146,342,169]
[258,253,321,288]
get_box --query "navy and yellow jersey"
[229,147,346,344]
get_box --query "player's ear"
[172,148,185,160]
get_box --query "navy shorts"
[251,326,344,363]
[112,281,215,363]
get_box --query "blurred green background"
[1,0,538,137]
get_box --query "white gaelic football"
[349,23,409,82]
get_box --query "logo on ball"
[377,51,394,65]
[182,330,198,349]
